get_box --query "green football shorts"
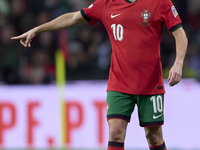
[106,91,164,127]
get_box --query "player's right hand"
[11,29,37,47]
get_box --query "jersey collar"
[124,0,138,4]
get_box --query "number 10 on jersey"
[111,24,124,41]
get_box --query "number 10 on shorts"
[150,95,163,113]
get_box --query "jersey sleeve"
[80,0,105,26]
[161,0,182,33]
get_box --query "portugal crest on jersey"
[140,10,151,27]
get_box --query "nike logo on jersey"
[153,114,163,119]
[88,4,93,9]
[111,14,121,18]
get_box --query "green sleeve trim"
[80,9,91,22]
[169,23,182,33]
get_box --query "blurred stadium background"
[0,0,200,150]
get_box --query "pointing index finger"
[11,35,23,40]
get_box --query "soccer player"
[11,0,188,149]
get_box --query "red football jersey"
[81,0,182,95]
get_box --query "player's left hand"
[168,63,183,86]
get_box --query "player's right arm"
[11,11,86,47]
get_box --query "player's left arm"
[168,27,188,86]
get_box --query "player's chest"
[102,0,161,28]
